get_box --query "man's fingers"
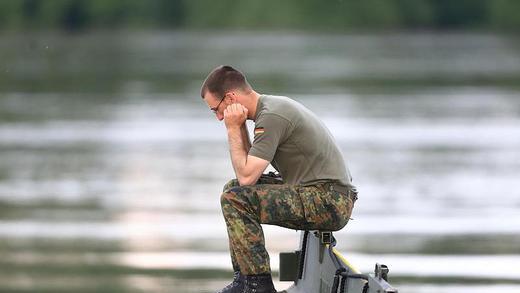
[238,104,247,114]
[224,103,247,119]
[227,103,243,114]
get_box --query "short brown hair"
[200,65,251,99]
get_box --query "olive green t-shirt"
[249,95,352,186]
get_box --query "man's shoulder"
[262,94,297,103]
[258,94,304,120]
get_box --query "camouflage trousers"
[220,174,356,275]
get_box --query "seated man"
[201,65,357,293]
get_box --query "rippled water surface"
[1,31,520,292]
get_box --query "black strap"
[297,230,309,280]
[339,272,347,293]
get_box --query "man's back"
[249,95,352,186]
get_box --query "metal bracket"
[320,231,332,244]
[374,263,389,282]
[315,231,332,263]
[368,263,398,293]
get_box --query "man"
[201,65,357,293]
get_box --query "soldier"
[201,65,357,293]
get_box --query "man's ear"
[222,93,234,105]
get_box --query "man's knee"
[220,186,253,216]
[222,179,240,193]
[220,187,242,209]
[220,190,233,208]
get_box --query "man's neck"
[245,91,261,121]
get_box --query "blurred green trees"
[0,0,518,31]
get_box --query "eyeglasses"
[210,94,226,114]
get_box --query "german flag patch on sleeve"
[254,127,265,136]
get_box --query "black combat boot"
[243,274,276,293]
[217,271,244,293]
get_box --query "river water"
[0,31,520,292]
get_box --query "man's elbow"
[237,174,258,186]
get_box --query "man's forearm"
[224,104,266,186]
[227,126,249,181]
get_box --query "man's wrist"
[226,125,242,133]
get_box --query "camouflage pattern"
[220,173,357,275]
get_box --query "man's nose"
[216,112,224,121]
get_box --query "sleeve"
[248,114,291,162]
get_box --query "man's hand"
[224,103,248,129]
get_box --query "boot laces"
[244,275,274,293]
[217,271,242,293]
